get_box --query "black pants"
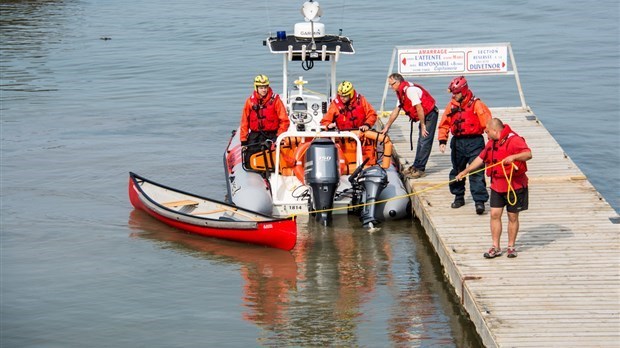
[244,131,277,168]
[448,135,489,202]
[411,107,438,171]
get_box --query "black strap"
[409,118,414,151]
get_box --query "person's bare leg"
[490,207,504,249]
[507,211,520,247]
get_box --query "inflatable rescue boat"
[224,1,410,228]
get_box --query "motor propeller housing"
[304,138,339,226]
[355,165,388,227]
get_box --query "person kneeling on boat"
[320,80,378,165]
[239,74,290,168]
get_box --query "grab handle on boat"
[287,45,293,61]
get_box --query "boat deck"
[385,106,620,347]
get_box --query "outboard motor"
[356,165,388,227]
[304,138,339,226]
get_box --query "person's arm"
[437,103,451,153]
[414,104,428,137]
[406,87,427,137]
[474,99,493,129]
[320,102,338,129]
[503,135,532,170]
[503,150,532,166]
[239,98,251,144]
[456,156,485,181]
[275,98,290,136]
[380,106,401,134]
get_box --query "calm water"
[1,0,618,347]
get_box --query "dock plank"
[383,106,620,348]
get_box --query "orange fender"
[292,142,311,184]
[352,130,393,169]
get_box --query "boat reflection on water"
[128,210,297,327]
[292,214,390,321]
[128,210,480,346]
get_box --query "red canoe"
[128,172,297,251]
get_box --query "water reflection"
[128,210,482,347]
[0,0,74,94]
[128,210,298,329]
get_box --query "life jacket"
[396,81,436,122]
[445,92,485,137]
[248,88,281,133]
[332,93,367,129]
[485,125,529,191]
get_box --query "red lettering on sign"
[419,49,447,54]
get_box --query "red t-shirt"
[479,125,530,193]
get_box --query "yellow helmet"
[338,81,354,98]
[254,74,270,88]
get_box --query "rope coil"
[501,161,519,206]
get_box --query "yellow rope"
[288,161,510,218]
[500,161,519,206]
[380,110,405,117]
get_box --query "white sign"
[398,46,508,75]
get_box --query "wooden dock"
[384,106,620,347]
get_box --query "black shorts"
[490,187,529,213]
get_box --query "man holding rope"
[456,118,532,259]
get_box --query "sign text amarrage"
[398,45,508,75]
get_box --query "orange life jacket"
[331,93,368,130]
[396,81,436,121]
[248,89,282,132]
[445,92,486,137]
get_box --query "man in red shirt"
[457,118,532,259]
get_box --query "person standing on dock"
[239,74,290,167]
[456,118,532,258]
[381,73,438,179]
[438,76,492,215]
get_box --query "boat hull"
[375,166,411,220]
[224,129,274,215]
[128,173,297,251]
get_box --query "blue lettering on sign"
[469,63,501,70]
